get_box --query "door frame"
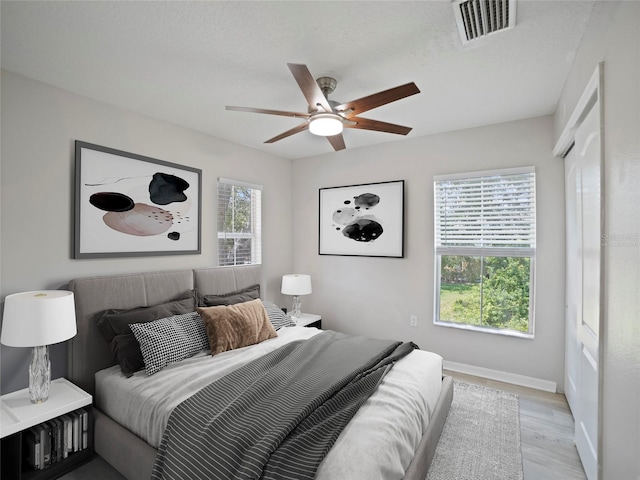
[554,62,605,480]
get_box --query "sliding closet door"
[564,101,602,480]
[564,151,581,413]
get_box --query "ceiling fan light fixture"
[226,63,419,151]
[309,113,343,136]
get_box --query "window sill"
[434,320,534,339]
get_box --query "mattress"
[96,326,443,480]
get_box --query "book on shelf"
[46,418,62,464]
[72,410,80,452]
[25,427,41,470]
[42,422,51,467]
[79,408,88,450]
[60,414,72,458]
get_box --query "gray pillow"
[199,284,260,307]
[262,300,295,330]
[110,334,146,377]
[97,290,196,343]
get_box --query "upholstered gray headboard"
[67,265,261,395]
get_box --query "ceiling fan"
[226,63,420,151]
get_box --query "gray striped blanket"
[151,330,417,480]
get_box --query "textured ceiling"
[1,1,595,160]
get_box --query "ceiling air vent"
[453,0,517,44]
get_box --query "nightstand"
[1,378,93,480]
[293,313,322,329]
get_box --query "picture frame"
[74,141,202,258]
[319,180,404,257]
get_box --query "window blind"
[434,167,536,257]
[217,178,262,266]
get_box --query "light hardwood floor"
[445,370,587,480]
[62,371,587,480]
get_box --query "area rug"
[426,381,524,480]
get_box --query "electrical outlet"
[410,315,418,327]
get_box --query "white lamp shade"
[1,290,77,347]
[281,274,312,296]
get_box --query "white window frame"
[217,177,262,266]
[433,167,536,338]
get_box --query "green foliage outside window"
[439,256,531,332]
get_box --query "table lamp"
[1,290,77,403]
[281,274,312,319]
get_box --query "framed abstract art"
[319,180,404,257]
[74,141,202,258]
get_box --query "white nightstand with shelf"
[293,313,322,329]
[1,378,93,480]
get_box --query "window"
[217,178,262,266]
[433,167,536,336]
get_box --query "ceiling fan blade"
[326,133,346,151]
[226,105,310,119]
[346,117,413,135]
[287,63,333,113]
[336,82,420,117]
[264,123,309,144]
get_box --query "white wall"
[554,2,640,479]
[292,115,566,389]
[0,70,293,393]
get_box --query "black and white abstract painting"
[74,141,201,258]
[319,180,404,257]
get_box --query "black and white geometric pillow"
[262,300,295,330]
[130,312,209,376]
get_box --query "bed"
[67,265,453,480]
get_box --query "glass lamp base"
[291,295,302,318]
[29,345,51,403]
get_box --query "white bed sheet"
[96,327,442,480]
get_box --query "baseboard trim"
[443,360,557,393]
